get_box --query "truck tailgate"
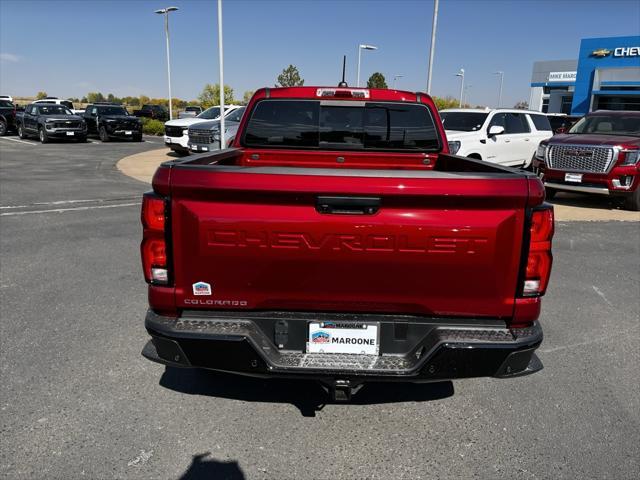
[169,166,528,319]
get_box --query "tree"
[139,95,150,105]
[276,65,304,87]
[198,83,234,108]
[107,93,116,103]
[36,91,48,100]
[242,90,255,105]
[80,96,88,103]
[432,96,460,111]
[367,72,387,89]
[87,92,105,103]
[514,101,529,110]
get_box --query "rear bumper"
[143,310,543,382]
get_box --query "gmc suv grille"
[165,125,184,137]
[547,145,614,173]
[189,129,215,145]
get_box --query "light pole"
[357,44,378,87]
[426,0,439,93]
[154,6,178,120]
[463,84,472,106]
[456,68,465,107]
[493,71,504,108]
[393,75,404,89]
[217,0,225,149]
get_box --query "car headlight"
[448,140,461,155]
[621,149,640,165]
[536,144,547,159]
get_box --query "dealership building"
[530,35,640,115]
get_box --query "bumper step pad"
[144,310,543,379]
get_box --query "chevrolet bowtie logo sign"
[591,48,612,58]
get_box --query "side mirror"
[488,125,505,137]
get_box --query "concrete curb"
[116,148,175,184]
[116,149,639,222]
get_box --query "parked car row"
[0,100,144,143]
[440,107,639,211]
[163,104,245,155]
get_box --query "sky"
[1,0,639,107]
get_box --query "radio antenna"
[338,55,348,87]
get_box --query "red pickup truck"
[140,86,554,400]
[533,110,640,211]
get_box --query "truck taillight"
[141,193,169,285]
[522,207,554,296]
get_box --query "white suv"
[163,105,242,155]
[441,108,553,168]
[33,97,84,115]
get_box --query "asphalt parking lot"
[1,136,639,479]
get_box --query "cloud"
[0,53,21,63]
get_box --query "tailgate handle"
[316,196,381,215]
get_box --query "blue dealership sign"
[572,36,640,115]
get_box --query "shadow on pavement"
[550,191,625,211]
[178,452,245,480]
[160,367,454,417]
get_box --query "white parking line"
[0,137,37,146]
[0,202,141,216]
[1,197,139,209]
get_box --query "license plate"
[565,173,583,183]
[191,145,198,151]
[66,131,74,136]
[125,130,132,135]
[307,322,379,355]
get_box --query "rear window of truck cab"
[243,100,440,151]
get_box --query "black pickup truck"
[0,99,18,136]
[133,104,169,121]
[17,103,87,143]
[84,103,142,142]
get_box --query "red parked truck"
[140,87,554,400]
[533,110,640,211]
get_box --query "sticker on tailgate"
[192,281,212,296]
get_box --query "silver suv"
[188,106,246,152]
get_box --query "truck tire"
[624,189,640,211]
[0,120,7,136]
[134,134,143,142]
[18,124,26,139]
[99,126,110,142]
[544,187,556,201]
[39,127,49,144]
